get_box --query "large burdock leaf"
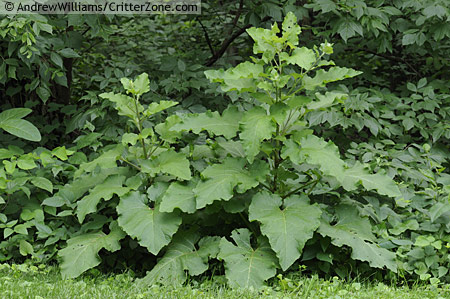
[117,191,182,255]
[170,106,242,139]
[239,106,276,163]
[282,136,400,198]
[59,221,125,279]
[140,149,191,180]
[77,175,130,223]
[249,192,321,270]
[160,180,197,214]
[194,157,262,209]
[218,229,278,289]
[302,67,362,90]
[139,230,220,285]
[281,135,346,179]
[341,162,401,197]
[318,204,397,272]
[100,92,142,120]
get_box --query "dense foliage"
[0,0,449,289]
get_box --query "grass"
[1,264,449,299]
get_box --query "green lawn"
[1,264,449,299]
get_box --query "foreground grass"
[1,264,449,299]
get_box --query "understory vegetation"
[0,0,449,291]
[1,263,449,299]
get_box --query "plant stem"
[239,212,258,237]
[282,179,319,199]
[133,95,148,159]
[119,157,142,171]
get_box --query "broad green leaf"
[52,146,74,161]
[337,19,363,42]
[389,219,419,235]
[318,205,397,272]
[58,48,80,58]
[30,177,53,193]
[77,175,130,223]
[171,106,242,139]
[50,52,63,69]
[145,100,178,116]
[19,240,34,256]
[239,107,276,163]
[75,145,123,178]
[139,231,220,285]
[205,64,262,92]
[246,26,278,61]
[217,139,245,158]
[341,162,401,197]
[155,115,182,143]
[141,149,191,180]
[0,108,31,122]
[59,221,126,279]
[62,167,125,202]
[0,119,41,141]
[42,195,68,207]
[36,86,50,103]
[281,11,301,46]
[307,92,347,110]
[428,202,450,223]
[117,192,182,255]
[281,135,346,179]
[100,92,142,120]
[303,67,362,90]
[0,148,15,159]
[248,192,321,270]
[133,73,150,96]
[218,229,277,289]
[17,154,36,170]
[194,158,260,209]
[160,181,197,214]
[284,47,316,69]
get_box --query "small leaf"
[50,52,63,69]
[178,60,186,72]
[58,48,80,58]
[19,240,34,256]
[17,155,37,170]
[133,73,150,96]
[36,86,51,103]
[30,177,53,193]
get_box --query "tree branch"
[205,16,271,67]
[196,17,215,57]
